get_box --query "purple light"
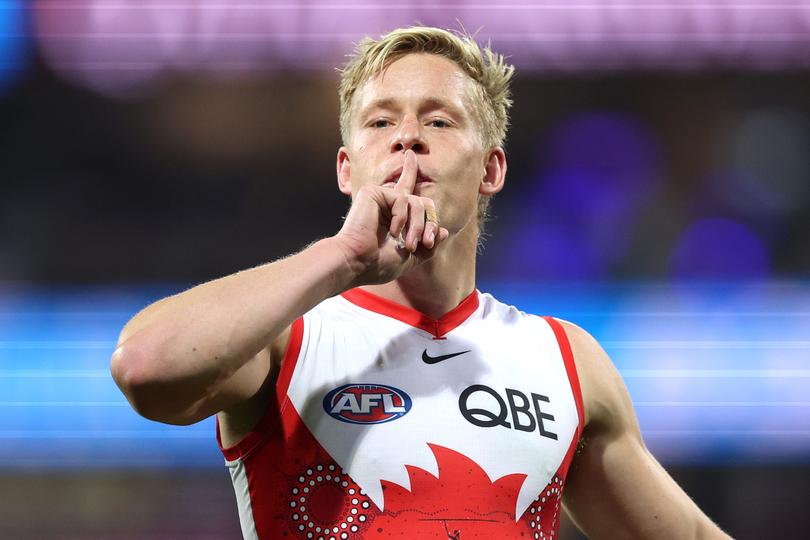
[500,112,662,279]
[540,112,662,213]
[670,218,770,279]
[31,1,810,96]
[33,0,167,96]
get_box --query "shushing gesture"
[335,149,451,285]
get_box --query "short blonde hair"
[338,26,515,150]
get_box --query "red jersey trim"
[276,317,305,409]
[341,287,479,338]
[216,317,305,462]
[542,316,585,478]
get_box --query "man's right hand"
[334,149,450,286]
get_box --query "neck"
[360,222,478,319]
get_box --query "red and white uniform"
[217,288,584,540]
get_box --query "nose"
[391,115,428,154]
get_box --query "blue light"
[504,220,603,280]
[2,283,809,469]
[0,0,28,95]
[670,218,770,279]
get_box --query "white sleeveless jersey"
[217,288,584,540]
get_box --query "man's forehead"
[352,56,475,116]
[358,95,467,115]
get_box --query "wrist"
[313,236,369,294]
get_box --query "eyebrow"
[359,97,468,122]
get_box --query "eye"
[370,119,391,128]
[429,118,450,128]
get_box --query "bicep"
[563,426,699,539]
[215,325,293,447]
[206,324,292,415]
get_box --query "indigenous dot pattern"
[289,461,373,539]
[524,475,564,539]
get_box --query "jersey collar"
[340,287,480,339]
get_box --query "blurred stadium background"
[1,1,809,538]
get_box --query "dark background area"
[3,65,810,284]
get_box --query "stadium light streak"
[0,430,210,439]
[3,283,810,465]
[551,312,810,317]
[24,4,810,11]
[605,341,810,349]
[0,401,129,407]
[644,430,810,437]
[0,370,110,378]
[635,402,810,407]
[0,340,116,349]
[31,0,810,96]
[621,369,810,378]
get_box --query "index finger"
[394,149,418,194]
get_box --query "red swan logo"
[288,443,565,538]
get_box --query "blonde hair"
[338,27,515,236]
[338,26,515,149]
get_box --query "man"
[111,27,730,539]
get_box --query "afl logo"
[323,384,412,425]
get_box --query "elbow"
[110,338,198,425]
[110,339,159,419]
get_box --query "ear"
[480,147,506,196]
[336,147,352,195]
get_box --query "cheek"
[453,153,484,187]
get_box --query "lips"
[382,167,434,187]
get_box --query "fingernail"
[429,231,436,243]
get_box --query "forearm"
[110,237,359,418]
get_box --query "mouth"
[382,167,434,188]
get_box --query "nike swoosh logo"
[421,349,471,365]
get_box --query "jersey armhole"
[216,317,305,462]
[542,316,585,479]
[276,317,305,410]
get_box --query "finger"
[412,226,450,261]
[389,193,409,239]
[394,149,418,194]
[404,195,425,252]
[421,200,439,248]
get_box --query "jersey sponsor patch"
[323,384,412,425]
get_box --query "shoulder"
[553,319,635,433]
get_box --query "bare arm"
[110,240,354,425]
[110,149,448,426]
[560,321,731,540]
